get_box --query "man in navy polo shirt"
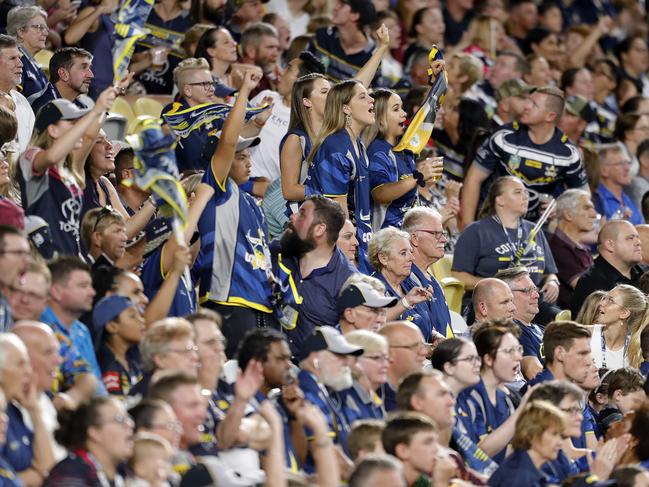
[272,196,356,354]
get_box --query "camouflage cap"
[495,78,532,102]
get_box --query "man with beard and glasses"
[297,326,363,472]
[271,196,356,354]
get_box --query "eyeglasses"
[99,414,134,428]
[390,342,432,353]
[600,294,625,308]
[93,206,116,233]
[7,285,46,301]
[151,420,182,433]
[511,286,539,295]
[453,355,482,365]
[634,126,649,132]
[560,406,582,417]
[23,24,49,33]
[497,345,523,356]
[416,229,448,240]
[363,354,391,363]
[166,344,199,355]
[188,81,215,90]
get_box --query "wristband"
[401,297,413,310]
[412,170,426,187]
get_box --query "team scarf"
[112,0,155,80]
[125,118,188,230]
[393,45,448,155]
[162,101,270,139]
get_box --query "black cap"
[34,98,91,133]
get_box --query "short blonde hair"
[80,207,125,250]
[345,330,388,355]
[367,227,410,271]
[173,57,211,91]
[140,318,195,372]
[130,432,172,469]
[512,400,567,450]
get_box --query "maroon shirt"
[548,228,594,309]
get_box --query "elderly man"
[7,262,50,323]
[378,321,428,412]
[0,225,31,331]
[338,276,397,334]
[596,143,643,224]
[571,220,644,316]
[402,207,453,338]
[549,189,598,308]
[472,277,517,324]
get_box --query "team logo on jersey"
[508,154,521,171]
[545,164,558,179]
[244,230,270,271]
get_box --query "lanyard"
[600,327,629,369]
[493,215,524,264]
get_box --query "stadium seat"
[134,97,164,118]
[103,113,128,142]
[555,309,572,321]
[430,254,453,281]
[110,97,136,127]
[34,49,54,76]
[450,310,468,336]
[439,276,464,314]
[127,115,160,136]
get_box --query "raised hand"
[375,23,390,48]
[235,358,264,403]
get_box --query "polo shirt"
[516,319,545,365]
[97,343,143,399]
[595,183,643,225]
[18,47,48,101]
[377,381,398,412]
[29,83,91,116]
[571,255,645,316]
[41,307,106,395]
[271,244,355,353]
[488,449,551,487]
[2,403,33,473]
[410,264,453,338]
[338,381,385,425]
[541,449,579,484]
[548,228,594,309]
[520,367,554,395]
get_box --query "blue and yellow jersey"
[18,46,48,101]
[2,404,33,474]
[97,344,143,399]
[410,264,454,338]
[338,381,385,425]
[368,138,417,230]
[308,27,375,84]
[197,169,274,312]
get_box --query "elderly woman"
[7,6,49,100]
[368,227,437,343]
[341,330,390,422]
[129,318,200,399]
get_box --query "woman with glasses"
[6,6,49,100]
[452,176,559,313]
[592,284,649,370]
[467,320,528,464]
[45,397,134,486]
[130,399,181,452]
[368,227,438,343]
[340,330,390,422]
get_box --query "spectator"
[378,321,428,411]
[45,397,133,486]
[80,207,128,270]
[402,207,453,337]
[402,7,445,70]
[523,54,552,88]
[496,267,546,380]
[129,398,181,452]
[616,35,649,98]
[442,0,473,47]
[347,421,385,461]
[308,0,378,83]
[0,382,17,484]
[185,309,226,399]
[227,0,266,41]
[193,26,241,98]
[0,333,55,485]
[472,278,517,324]
[506,0,538,49]
[240,22,280,95]
[42,256,101,400]
[348,453,405,487]
[558,95,599,145]
[369,227,437,342]
[0,225,31,331]
[610,465,649,487]
[462,87,587,225]
[596,143,643,224]
[606,368,645,415]
[127,433,173,487]
[0,35,35,153]
[273,196,355,351]
[130,318,199,399]
[6,6,49,101]
[615,112,649,179]
[575,290,606,328]
[591,58,619,122]
[92,295,144,398]
[445,52,483,98]
[626,139,649,211]
[337,219,359,265]
[30,47,94,114]
[265,0,309,40]
[19,92,116,256]
[525,320,592,390]
[571,220,644,316]
[524,28,563,81]
[463,15,513,70]
[493,79,532,127]
[338,276,397,334]
[549,189,597,309]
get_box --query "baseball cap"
[214,80,237,99]
[565,95,597,123]
[34,98,91,133]
[298,326,364,362]
[337,281,398,315]
[0,198,24,230]
[24,215,56,259]
[92,295,135,345]
[143,217,173,257]
[495,78,532,102]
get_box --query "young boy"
[93,294,145,398]
[348,420,386,462]
[608,367,646,415]
[127,433,174,487]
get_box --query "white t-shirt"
[11,89,35,155]
[590,324,627,369]
[249,90,290,181]
[266,0,309,39]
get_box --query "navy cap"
[92,295,135,345]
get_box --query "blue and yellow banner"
[112,0,155,79]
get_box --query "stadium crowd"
[0,0,648,484]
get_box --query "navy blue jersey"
[29,83,92,118]
[377,381,398,412]
[452,216,557,286]
[516,320,545,364]
[197,168,274,312]
[465,80,497,119]
[19,148,83,256]
[279,126,313,216]
[0,456,21,487]
[162,99,213,173]
[410,264,454,338]
[18,47,48,101]
[141,246,197,317]
[306,130,372,272]
[432,128,465,182]
[338,381,385,424]
[474,122,587,215]
[2,404,33,473]
[488,449,550,487]
[368,138,417,230]
[541,449,579,484]
[97,343,143,399]
[308,27,374,84]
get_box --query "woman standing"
[6,6,49,100]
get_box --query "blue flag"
[162,101,270,139]
[112,0,155,80]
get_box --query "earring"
[345,112,352,127]
[313,358,320,370]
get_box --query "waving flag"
[112,0,155,80]
[125,118,188,232]
[162,102,270,139]
[393,45,448,155]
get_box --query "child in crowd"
[127,433,174,487]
